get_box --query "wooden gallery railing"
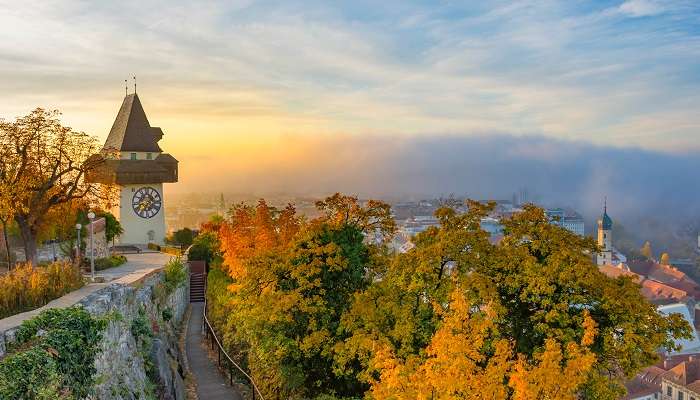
[202,282,265,400]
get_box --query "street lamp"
[87,212,95,281]
[75,223,82,264]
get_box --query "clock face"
[132,186,162,219]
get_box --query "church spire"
[601,198,612,231]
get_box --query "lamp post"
[87,212,95,281]
[75,223,82,265]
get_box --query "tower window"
[130,152,137,160]
[147,152,152,160]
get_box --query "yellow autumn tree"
[369,288,598,400]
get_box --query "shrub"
[0,347,62,399]
[163,257,187,293]
[94,254,127,271]
[188,231,221,266]
[160,245,183,256]
[130,307,153,341]
[0,262,84,319]
[0,307,106,399]
[161,307,173,322]
[205,266,234,333]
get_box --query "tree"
[315,193,396,242]
[217,195,394,399]
[0,138,31,268]
[167,227,196,248]
[188,231,221,267]
[661,252,670,265]
[0,109,114,265]
[641,241,652,259]
[368,288,598,400]
[207,197,689,399]
[338,203,691,399]
[98,211,123,245]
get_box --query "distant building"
[628,260,700,300]
[661,356,700,399]
[597,203,613,266]
[658,303,700,355]
[545,208,585,236]
[623,365,666,400]
[624,354,700,400]
[399,216,440,236]
[599,264,695,305]
[480,217,503,236]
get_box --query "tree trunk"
[15,215,38,266]
[1,219,11,269]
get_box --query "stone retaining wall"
[0,268,190,400]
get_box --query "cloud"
[618,0,664,17]
[0,0,699,153]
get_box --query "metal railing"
[202,281,265,400]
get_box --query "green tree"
[218,194,394,399]
[641,241,653,259]
[167,227,196,248]
[188,231,221,266]
[98,211,123,245]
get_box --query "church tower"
[596,201,613,266]
[87,93,178,245]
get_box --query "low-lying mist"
[176,133,700,247]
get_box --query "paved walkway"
[186,303,243,400]
[0,252,173,332]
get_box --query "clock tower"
[87,93,178,245]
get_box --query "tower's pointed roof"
[103,93,163,152]
[601,202,613,230]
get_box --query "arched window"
[147,230,155,242]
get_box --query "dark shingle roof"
[103,93,163,152]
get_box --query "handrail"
[201,275,265,400]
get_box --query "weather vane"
[133,76,136,94]
[124,79,128,96]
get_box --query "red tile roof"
[641,279,689,302]
[623,260,700,300]
[663,359,700,394]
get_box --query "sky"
[1,0,699,212]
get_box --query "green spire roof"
[601,202,612,230]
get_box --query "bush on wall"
[0,307,106,399]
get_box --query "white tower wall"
[597,222,612,266]
[114,183,166,245]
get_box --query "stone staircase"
[190,272,205,303]
[189,260,206,303]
